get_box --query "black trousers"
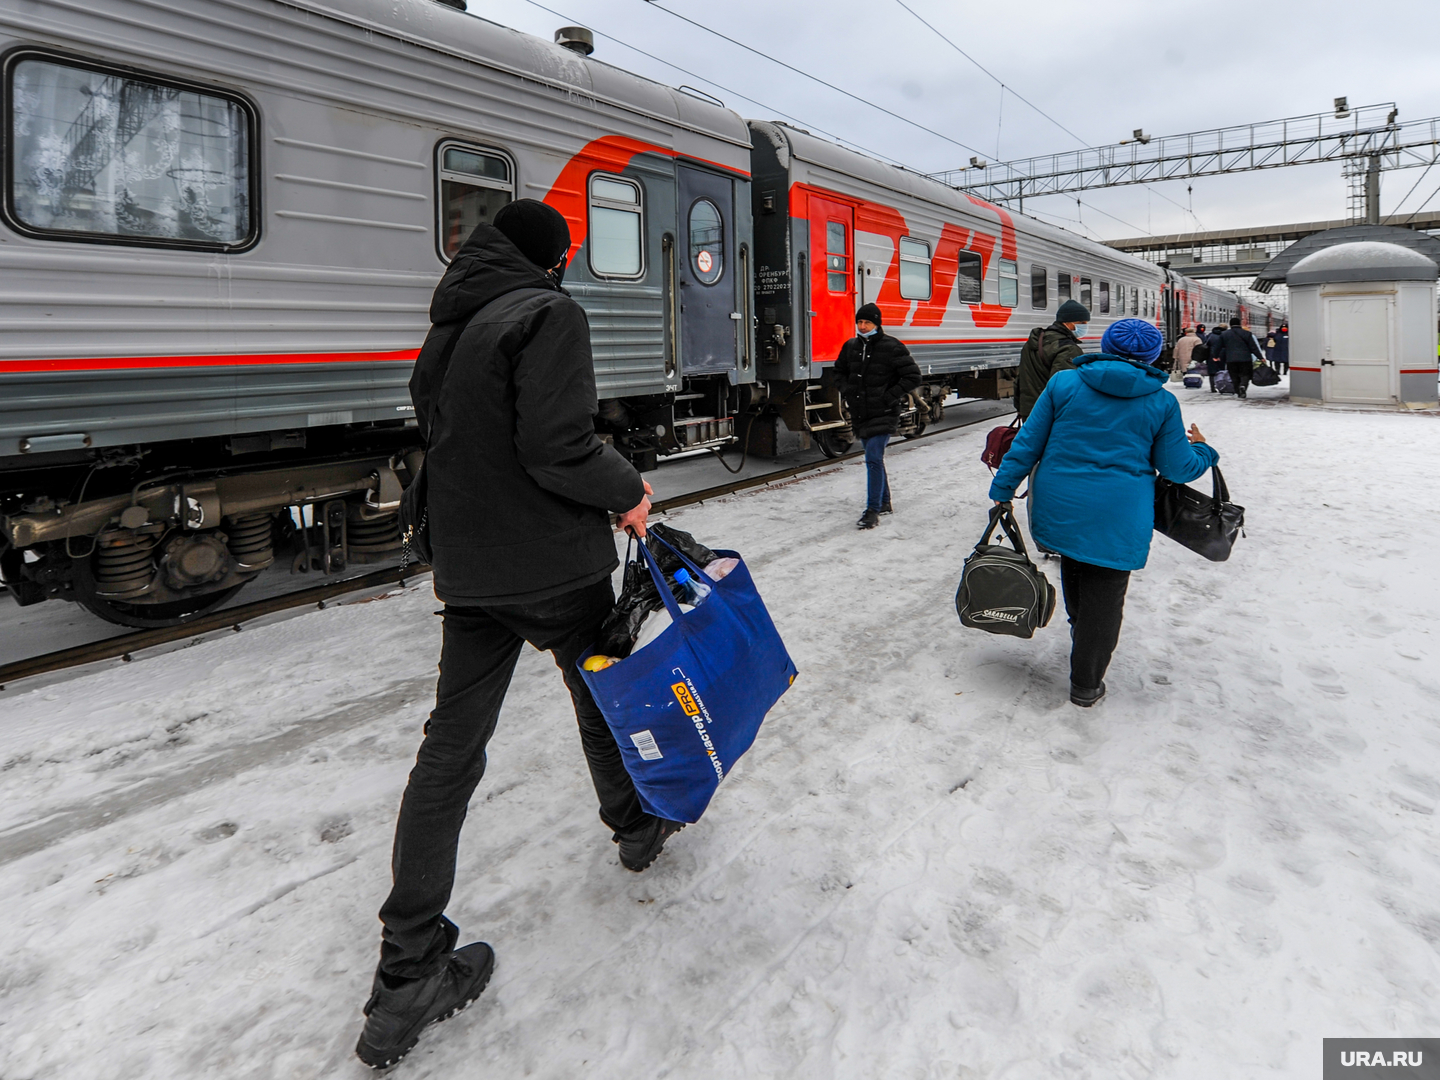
[1227,361,1252,397]
[377,578,647,981]
[1060,557,1131,691]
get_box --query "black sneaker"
[856,508,880,530]
[615,816,685,872]
[355,942,495,1069]
[879,499,893,514]
[1070,681,1106,708]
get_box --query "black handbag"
[955,505,1056,639]
[1153,466,1244,562]
[399,316,472,569]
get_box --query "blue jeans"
[863,434,890,511]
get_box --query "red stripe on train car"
[0,349,423,374]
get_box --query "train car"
[0,0,755,626]
[746,120,1177,454]
[1162,272,1282,344]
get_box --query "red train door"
[808,194,855,364]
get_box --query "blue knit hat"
[1101,318,1164,364]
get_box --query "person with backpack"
[988,319,1218,708]
[1219,316,1264,399]
[354,200,663,1069]
[1015,299,1090,420]
[834,302,921,530]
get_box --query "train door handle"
[1320,358,1334,366]
[729,312,742,320]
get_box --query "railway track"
[0,405,1010,689]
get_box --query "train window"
[439,143,514,260]
[1098,281,1110,314]
[1057,272,1072,301]
[826,220,848,292]
[7,53,254,250]
[899,237,931,300]
[1030,264,1047,309]
[955,251,983,304]
[997,258,1018,308]
[688,198,723,284]
[1080,277,1092,309]
[1131,288,1140,316]
[588,174,643,278]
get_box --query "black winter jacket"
[1218,326,1263,365]
[1203,332,1227,374]
[832,331,922,438]
[410,223,644,606]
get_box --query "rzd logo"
[671,682,700,716]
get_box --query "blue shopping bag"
[579,534,798,824]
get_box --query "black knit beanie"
[1055,299,1090,323]
[1229,316,1242,326]
[855,302,883,326]
[494,199,571,269]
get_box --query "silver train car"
[0,0,756,625]
[0,0,1280,627]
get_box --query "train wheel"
[78,585,247,629]
[814,431,854,458]
[903,417,928,440]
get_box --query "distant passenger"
[1173,326,1201,371]
[1015,299,1090,420]
[1202,324,1227,392]
[835,302,921,530]
[1219,316,1264,399]
[355,200,659,1069]
[1269,322,1289,374]
[988,319,1218,707]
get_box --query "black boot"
[614,815,685,872]
[856,508,880,530]
[1070,681,1106,708]
[879,498,893,514]
[355,943,495,1069]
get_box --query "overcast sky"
[466,0,1440,242]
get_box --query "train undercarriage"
[1,368,1015,628]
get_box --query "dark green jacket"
[1015,324,1084,420]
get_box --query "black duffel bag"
[1153,466,1244,562]
[1250,361,1280,387]
[955,504,1056,639]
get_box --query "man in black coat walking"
[355,200,664,1069]
[833,302,921,529]
[1202,324,1227,392]
[1219,316,1263,399]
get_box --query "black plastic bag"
[594,524,718,659]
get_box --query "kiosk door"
[677,165,736,375]
[1323,295,1393,404]
[808,195,855,364]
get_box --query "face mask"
[1072,323,1088,338]
[858,328,877,338]
[547,255,568,287]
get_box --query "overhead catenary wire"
[509,0,915,168]
[639,0,991,159]
[889,0,1088,148]
[1384,160,1437,224]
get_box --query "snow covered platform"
[5,382,1440,1078]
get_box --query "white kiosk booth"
[1287,241,1438,409]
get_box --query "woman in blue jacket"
[989,319,1217,707]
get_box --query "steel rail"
[0,405,1010,689]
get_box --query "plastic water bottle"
[673,568,712,606]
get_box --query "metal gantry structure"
[931,103,1440,224]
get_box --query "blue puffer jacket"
[989,354,1219,571]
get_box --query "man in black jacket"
[356,201,664,1069]
[1219,316,1263,399]
[833,302,921,529]
[1014,299,1089,420]
[1202,324,1227,392]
